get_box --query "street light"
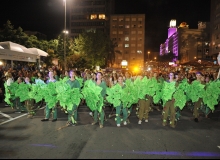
[63,0,67,70]
[147,51,150,61]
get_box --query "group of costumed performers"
[3,70,220,129]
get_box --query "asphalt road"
[0,101,220,159]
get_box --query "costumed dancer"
[193,71,205,122]
[137,75,150,124]
[66,70,81,126]
[24,77,35,118]
[162,72,177,128]
[115,75,128,127]
[41,71,57,122]
[91,72,107,128]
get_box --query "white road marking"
[0,111,13,119]
[0,113,28,126]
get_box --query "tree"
[73,31,116,69]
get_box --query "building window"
[131,18,136,21]
[119,31,123,34]
[125,18,130,21]
[113,18,117,22]
[99,14,105,19]
[131,44,135,47]
[125,37,129,41]
[119,25,124,28]
[138,18,142,21]
[112,31,117,34]
[90,14,97,19]
[131,50,135,53]
[125,25,130,28]
[138,25,142,28]
[138,31,142,34]
[125,44,129,48]
[119,18,124,22]
[112,25,117,28]
[131,31,136,34]
[132,25,136,28]
[125,51,129,54]
[124,31,129,35]
[137,44,142,47]
[118,44,122,47]
[137,50,142,54]
[131,37,136,40]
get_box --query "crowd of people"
[0,53,219,129]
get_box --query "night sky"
[0,0,210,51]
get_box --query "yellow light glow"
[133,67,139,72]
[0,61,3,65]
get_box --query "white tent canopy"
[0,41,48,63]
[28,48,48,57]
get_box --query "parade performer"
[91,72,107,128]
[192,72,205,122]
[24,77,35,118]
[106,75,128,127]
[162,72,177,128]
[65,70,81,126]
[41,71,58,122]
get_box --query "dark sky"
[0,0,210,51]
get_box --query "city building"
[109,14,145,71]
[69,0,115,38]
[160,19,210,65]
[210,0,220,59]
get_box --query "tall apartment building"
[210,0,220,58]
[110,14,145,70]
[69,0,115,38]
[160,20,210,64]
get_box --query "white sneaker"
[138,120,142,124]
[117,124,120,127]
[123,121,127,125]
[145,119,148,122]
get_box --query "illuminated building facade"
[110,14,145,70]
[210,0,220,57]
[69,0,115,38]
[160,19,210,64]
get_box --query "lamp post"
[63,0,67,70]
[147,51,150,61]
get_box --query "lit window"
[125,18,130,21]
[91,14,97,19]
[125,37,129,41]
[125,44,129,48]
[112,31,117,34]
[118,44,122,47]
[125,25,130,28]
[113,18,117,22]
[119,31,123,34]
[99,14,105,19]
[137,50,142,54]
[119,18,124,22]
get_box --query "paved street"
[0,101,220,159]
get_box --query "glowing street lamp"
[147,51,150,61]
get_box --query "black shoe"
[52,119,57,122]
[194,118,198,122]
[41,118,49,122]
